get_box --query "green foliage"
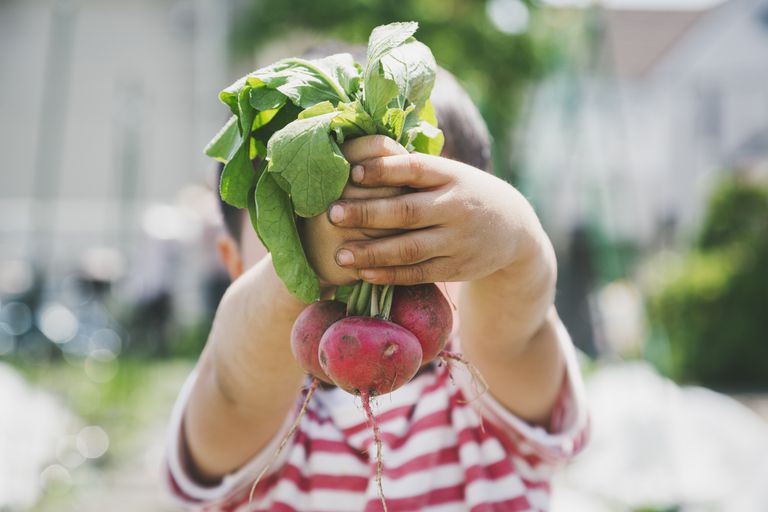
[266,112,350,217]
[649,176,768,390]
[698,177,768,250]
[255,171,321,303]
[229,0,552,181]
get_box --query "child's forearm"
[183,255,307,483]
[458,207,564,426]
[462,219,557,356]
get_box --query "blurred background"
[1,0,767,510]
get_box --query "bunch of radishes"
[291,282,453,399]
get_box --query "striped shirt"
[164,325,588,511]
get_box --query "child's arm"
[180,137,409,484]
[329,137,564,426]
[182,255,308,483]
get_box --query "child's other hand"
[328,150,547,285]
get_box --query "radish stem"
[356,282,371,316]
[381,285,395,320]
[379,285,390,315]
[347,281,362,316]
[371,285,380,317]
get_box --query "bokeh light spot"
[1,302,33,336]
[38,303,79,343]
[486,0,530,35]
[76,426,110,459]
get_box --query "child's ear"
[217,235,243,280]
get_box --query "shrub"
[649,175,768,390]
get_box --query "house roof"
[601,8,712,80]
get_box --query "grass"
[11,357,194,511]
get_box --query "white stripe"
[247,478,366,512]
[423,503,472,512]
[379,463,465,499]
[377,425,458,467]
[280,441,368,476]
[528,488,550,510]
[301,415,349,440]
[465,473,527,505]
[450,403,485,431]
[511,458,555,482]
[313,372,435,429]
[458,437,508,468]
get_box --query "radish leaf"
[363,22,418,120]
[205,115,240,162]
[251,56,353,108]
[381,39,436,113]
[255,171,320,303]
[266,113,349,218]
[407,121,444,156]
[220,139,257,208]
[330,101,376,143]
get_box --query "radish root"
[440,350,489,403]
[361,390,387,512]
[248,378,319,503]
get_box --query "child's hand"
[328,148,547,285]
[299,136,410,289]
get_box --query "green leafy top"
[204,21,444,303]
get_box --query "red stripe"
[469,495,531,512]
[279,463,369,493]
[341,404,414,436]
[303,407,333,424]
[371,408,452,448]
[309,437,368,460]
[522,478,550,491]
[165,466,204,504]
[384,446,459,479]
[364,483,465,511]
[464,459,514,482]
[266,502,298,511]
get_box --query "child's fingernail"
[329,204,344,224]
[336,249,354,266]
[360,269,377,280]
[351,165,364,183]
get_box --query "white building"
[521,0,768,248]
[0,0,229,269]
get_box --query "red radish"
[318,317,423,396]
[390,284,453,364]
[290,300,346,384]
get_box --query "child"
[164,67,589,511]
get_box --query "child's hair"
[216,46,492,242]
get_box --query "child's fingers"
[328,192,445,230]
[351,154,454,189]
[335,229,447,269]
[341,135,408,163]
[357,258,451,286]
